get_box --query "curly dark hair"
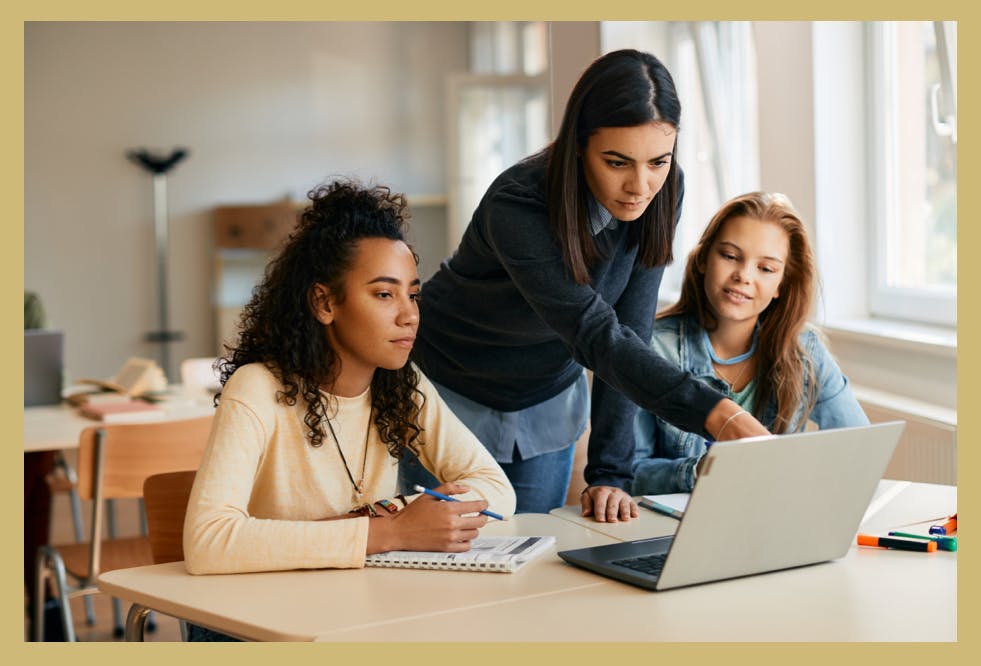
[217,180,426,459]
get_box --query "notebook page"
[640,493,690,512]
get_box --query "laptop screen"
[24,329,64,407]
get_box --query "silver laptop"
[559,421,904,591]
[24,329,64,407]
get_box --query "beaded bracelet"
[374,498,400,515]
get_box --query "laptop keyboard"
[611,552,668,577]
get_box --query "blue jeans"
[398,442,575,514]
[186,623,241,642]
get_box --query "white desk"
[97,514,617,641]
[98,482,956,642]
[323,481,957,642]
[24,391,215,453]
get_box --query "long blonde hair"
[660,192,818,432]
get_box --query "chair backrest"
[143,470,197,564]
[75,415,214,500]
[180,357,221,394]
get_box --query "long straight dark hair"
[546,49,682,285]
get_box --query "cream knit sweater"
[183,363,516,574]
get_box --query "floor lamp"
[126,147,189,381]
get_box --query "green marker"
[888,531,957,552]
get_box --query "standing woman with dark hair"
[404,49,769,521]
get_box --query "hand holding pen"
[414,484,505,520]
[366,482,494,554]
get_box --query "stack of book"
[66,357,168,423]
[76,394,163,423]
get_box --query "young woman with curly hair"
[183,180,515,581]
[632,192,868,494]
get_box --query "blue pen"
[413,484,505,521]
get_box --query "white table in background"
[24,388,215,453]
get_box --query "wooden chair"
[143,470,196,565]
[121,470,199,641]
[180,357,221,398]
[33,416,213,641]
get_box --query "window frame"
[865,21,957,327]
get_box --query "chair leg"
[83,595,96,626]
[35,546,77,642]
[33,551,47,642]
[50,453,94,625]
[67,487,85,542]
[66,488,95,627]
[138,498,149,536]
[106,498,117,538]
[55,452,85,543]
[124,603,152,641]
[112,597,125,638]
[132,498,157,632]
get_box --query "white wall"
[25,21,468,382]
[754,22,816,233]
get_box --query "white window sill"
[818,317,956,411]
[818,317,956,359]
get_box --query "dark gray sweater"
[412,152,724,489]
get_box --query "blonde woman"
[632,192,868,494]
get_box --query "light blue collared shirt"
[588,196,620,236]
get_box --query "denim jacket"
[632,313,869,494]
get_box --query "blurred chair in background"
[24,291,81,640]
[179,357,221,399]
[34,416,213,641]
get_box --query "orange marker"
[857,534,937,552]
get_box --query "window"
[867,21,957,326]
[446,22,549,244]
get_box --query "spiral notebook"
[365,535,555,572]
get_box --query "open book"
[75,357,167,396]
[365,535,555,573]
[67,357,168,406]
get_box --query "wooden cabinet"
[214,201,298,250]
[213,201,300,352]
